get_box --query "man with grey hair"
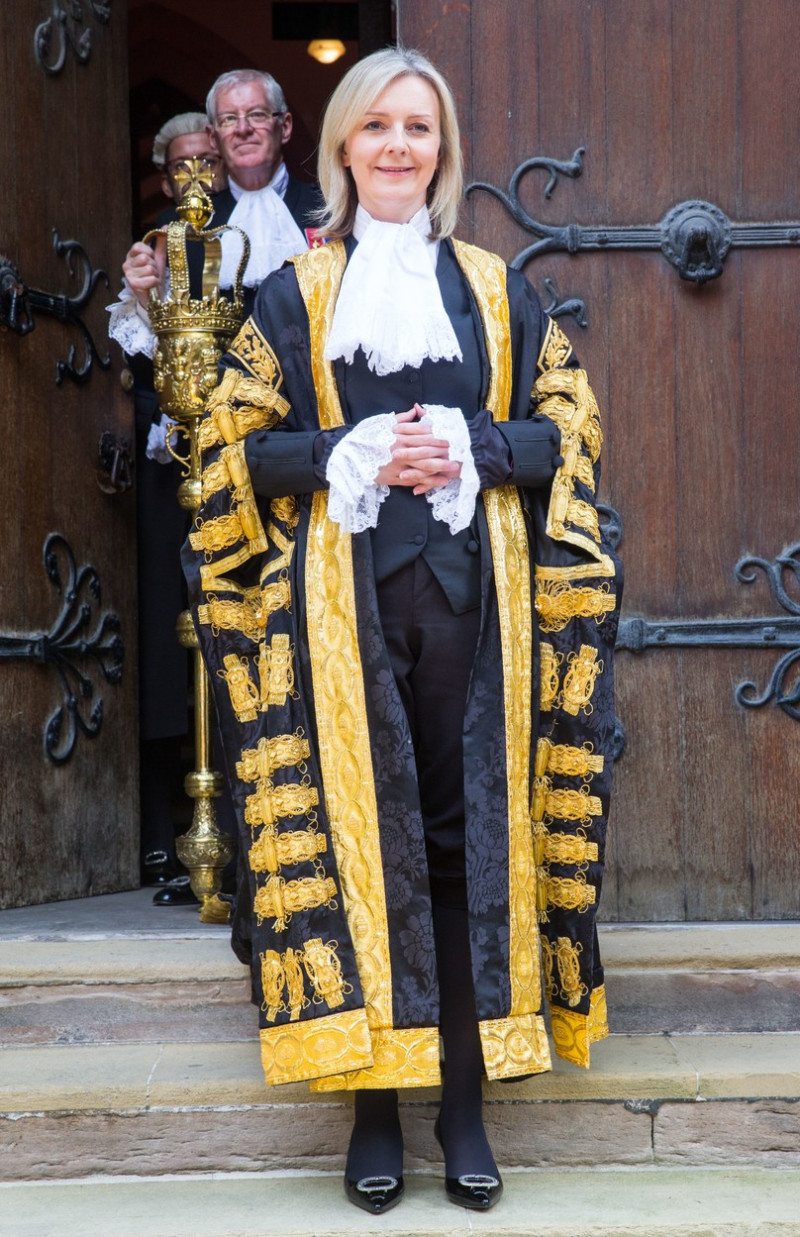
[120,69,320,324]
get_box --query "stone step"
[3,910,800,1042]
[2,1034,799,1180]
[0,1167,798,1237]
[601,922,800,1033]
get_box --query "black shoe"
[152,876,199,906]
[434,1117,503,1211]
[343,1175,404,1214]
[141,850,177,886]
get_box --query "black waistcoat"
[334,241,486,614]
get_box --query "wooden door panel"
[400,0,800,920]
[0,2,138,908]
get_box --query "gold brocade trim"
[479,1012,552,1080]
[253,873,337,931]
[260,1006,373,1086]
[531,777,601,824]
[244,782,319,828]
[540,936,556,999]
[534,829,599,866]
[309,1027,442,1091]
[293,243,395,1042]
[229,317,289,389]
[545,786,602,822]
[536,738,604,779]
[261,947,309,1022]
[199,579,291,637]
[566,497,600,541]
[270,495,299,529]
[258,633,295,706]
[290,243,347,430]
[199,368,289,451]
[260,522,296,581]
[561,646,604,716]
[534,368,602,462]
[190,511,250,553]
[537,318,574,373]
[533,367,604,562]
[303,938,352,1010]
[249,825,327,874]
[550,985,609,1069]
[535,578,616,633]
[536,557,617,582]
[454,240,541,1025]
[544,874,596,913]
[555,937,588,1008]
[237,733,310,781]
[539,642,562,713]
[219,654,260,722]
[304,494,393,1034]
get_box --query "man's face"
[208,81,292,186]
[162,132,224,201]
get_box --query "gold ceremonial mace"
[144,159,250,922]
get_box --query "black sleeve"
[244,426,351,498]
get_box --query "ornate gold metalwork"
[248,825,327,873]
[561,645,604,716]
[244,781,319,828]
[555,936,588,1008]
[536,737,604,779]
[146,161,251,919]
[537,318,574,373]
[303,938,351,1010]
[219,654,260,722]
[237,733,310,780]
[535,579,616,633]
[539,642,563,712]
[258,633,296,706]
[253,873,338,930]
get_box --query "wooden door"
[0,1,138,907]
[400,0,800,921]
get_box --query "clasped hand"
[374,405,461,495]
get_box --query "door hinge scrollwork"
[34,0,112,75]
[467,148,800,285]
[0,534,124,763]
[616,543,800,722]
[0,233,110,384]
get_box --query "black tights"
[345,901,498,1182]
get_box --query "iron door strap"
[467,148,800,283]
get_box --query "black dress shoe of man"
[444,1173,503,1210]
[152,876,199,906]
[141,850,177,886]
[343,1175,404,1214]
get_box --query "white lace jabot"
[324,205,463,376]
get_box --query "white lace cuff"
[325,414,396,533]
[419,405,480,534]
[107,281,157,359]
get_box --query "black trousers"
[375,556,481,908]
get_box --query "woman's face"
[342,74,441,224]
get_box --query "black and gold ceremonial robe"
[183,237,622,1091]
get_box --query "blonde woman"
[185,47,620,1215]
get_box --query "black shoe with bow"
[343,1175,404,1214]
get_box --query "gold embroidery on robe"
[303,938,351,1010]
[555,937,588,1008]
[537,318,574,373]
[237,733,310,781]
[219,654,260,722]
[244,781,320,828]
[539,643,562,712]
[561,646,604,716]
[254,873,338,930]
[258,633,296,706]
[535,579,616,633]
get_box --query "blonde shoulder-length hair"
[316,48,463,240]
